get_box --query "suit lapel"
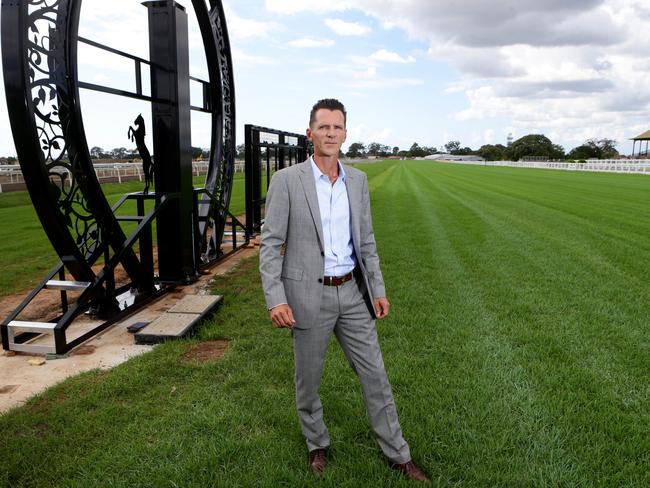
[343,165,362,257]
[298,160,325,249]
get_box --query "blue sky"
[1,0,649,157]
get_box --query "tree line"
[0,136,623,165]
[88,146,209,160]
[343,136,621,161]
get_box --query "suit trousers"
[291,275,411,464]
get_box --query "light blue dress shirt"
[310,158,357,276]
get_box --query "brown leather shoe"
[390,460,430,483]
[308,448,327,475]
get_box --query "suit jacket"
[259,159,386,328]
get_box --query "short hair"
[309,98,347,127]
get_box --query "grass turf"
[0,161,648,486]
[0,173,246,298]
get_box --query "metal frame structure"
[1,0,239,354]
[630,130,650,158]
[244,124,309,236]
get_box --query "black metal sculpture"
[1,0,240,354]
[128,115,154,194]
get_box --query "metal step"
[45,280,91,292]
[7,342,56,354]
[6,321,57,354]
[8,320,57,333]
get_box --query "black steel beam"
[145,1,196,283]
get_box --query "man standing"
[259,99,428,482]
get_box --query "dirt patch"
[0,251,157,322]
[0,385,20,394]
[70,344,96,355]
[182,339,230,364]
[33,422,50,437]
[1,245,257,414]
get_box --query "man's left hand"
[373,297,390,319]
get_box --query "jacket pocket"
[281,266,303,281]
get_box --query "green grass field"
[0,174,246,297]
[1,161,648,486]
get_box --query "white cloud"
[324,18,371,36]
[353,67,378,80]
[225,10,282,40]
[3,0,649,156]
[428,44,524,78]
[370,49,415,63]
[221,2,284,41]
[262,0,650,152]
[268,0,622,47]
[287,37,335,48]
[350,77,424,89]
[265,0,349,15]
[346,124,393,146]
[309,59,422,89]
[482,129,496,145]
[231,48,274,66]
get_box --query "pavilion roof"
[630,130,650,140]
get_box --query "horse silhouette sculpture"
[128,114,154,194]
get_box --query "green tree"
[346,142,366,158]
[367,142,382,156]
[567,144,600,160]
[478,144,507,161]
[455,146,474,155]
[408,142,427,158]
[365,143,391,157]
[567,138,618,161]
[507,134,564,161]
[445,140,461,153]
[392,146,399,155]
[111,147,128,159]
[595,138,619,158]
[90,146,103,159]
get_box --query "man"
[259,99,429,482]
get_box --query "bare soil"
[0,245,258,413]
[182,339,230,363]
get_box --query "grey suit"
[259,160,411,464]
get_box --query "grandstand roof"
[630,130,650,140]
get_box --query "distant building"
[424,153,485,162]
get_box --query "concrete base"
[135,295,223,344]
[0,246,258,413]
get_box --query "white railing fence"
[0,160,246,192]
[437,159,650,175]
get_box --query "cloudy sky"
[1,0,649,157]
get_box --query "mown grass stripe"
[0,160,648,486]
[367,164,397,193]
[398,163,580,484]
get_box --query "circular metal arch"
[192,0,236,262]
[1,0,236,280]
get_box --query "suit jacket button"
[320,251,324,256]
[318,278,323,283]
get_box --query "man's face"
[307,109,347,158]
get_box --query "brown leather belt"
[322,270,354,286]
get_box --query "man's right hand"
[269,304,296,328]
